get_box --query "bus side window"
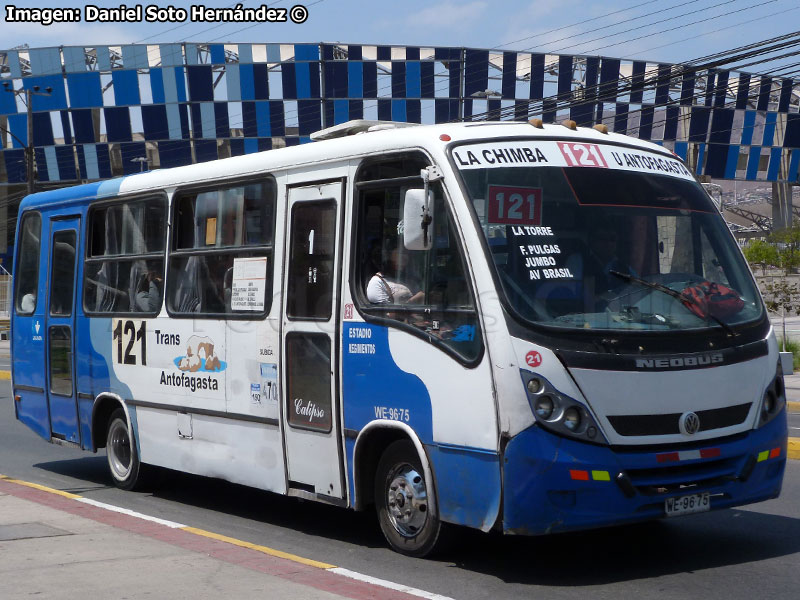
[15,212,42,315]
[354,156,482,362]
[83,198,166,316]
[166,178,276,318]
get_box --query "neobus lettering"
[635,354,724,368]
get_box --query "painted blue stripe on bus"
[342,322,433,442]
[19,180,104,211]
[434,442,498,455]
[426,443,501,530]
[97,178,126,198]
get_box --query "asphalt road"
[1,381,798,600]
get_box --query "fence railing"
[0,265,11,321]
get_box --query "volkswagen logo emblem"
[679,412,701,435]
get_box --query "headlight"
[520,371,607,444]
[534,395,555,420]
[759,361,785,427]
[527,378,543,394]
[564,407,581,431]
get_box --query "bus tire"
[374,440,442,557]
[106,408,143,491]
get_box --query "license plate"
[665,492,710,517]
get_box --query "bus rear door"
[281,181,346,501]
[45,217,81,445]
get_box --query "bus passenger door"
[281,181,345,500]
[45,218,81,444]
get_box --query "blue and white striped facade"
[1,42,799,187]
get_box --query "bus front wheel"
[106,408,143,491]
[374,440,442,557]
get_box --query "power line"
[134,0,257,44]
[499,0,700,51]
[465,29,800,123]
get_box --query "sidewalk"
[0,475,444,600]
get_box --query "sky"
[1,0,799,70]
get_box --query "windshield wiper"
[609,270,736,337]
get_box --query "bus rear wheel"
[374,440,442,557]
[106,408,143,491]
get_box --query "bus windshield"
[455,140,763,332]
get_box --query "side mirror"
[403,189,434,251]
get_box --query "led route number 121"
[487,185,543,226]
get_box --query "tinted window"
[84,198,166,315]
[15,212,41,315]
[49,230,77,317]
[167,179,276,317]
[354,156,482,362]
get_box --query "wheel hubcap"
[108,420,132,480]
[386,464,428,538]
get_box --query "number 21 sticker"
[526,351,542,367]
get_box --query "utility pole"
[3,82,53,196]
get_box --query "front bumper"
[502,410,787,535]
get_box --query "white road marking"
[76,497,186,528]
[329,568,455,600]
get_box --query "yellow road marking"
[0,473,337,569]
[788,401,800,412]
[180,526,336,569]
[0,371,11,380]
[789,438,800,461]
[0,475,82,499]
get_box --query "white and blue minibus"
[11,119,787,556]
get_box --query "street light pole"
[25,89,33,196]
[3,82,52,196]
